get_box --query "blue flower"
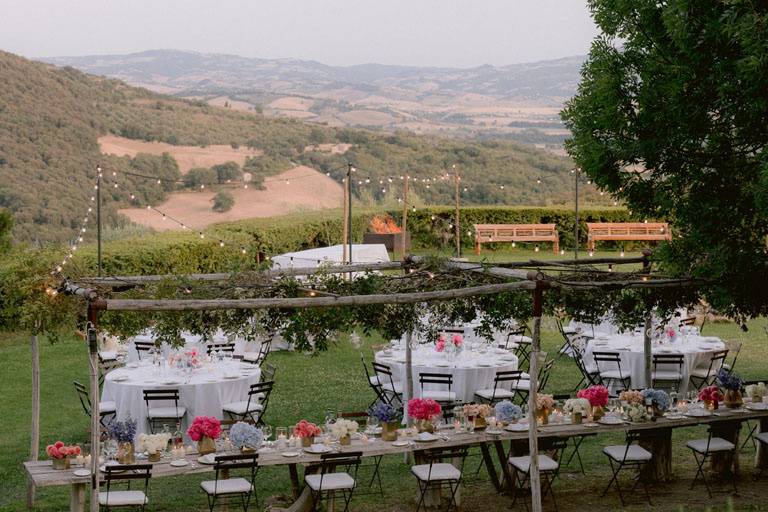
[230,422,263,449]
[717,368,743,391]
[369,401,403,423]
[641,388,670,411]
[494,400,522,422]
[108,418,137,443]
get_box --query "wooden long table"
[25,408,768,512]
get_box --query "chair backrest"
[419,372,452,391]
[592,351,625,379]
[538,358,556,391]
[134,341,155,359]
[372,362,397,387]
[724,340,742,372]
[442,328,465,336]
[73,381,91,416]
[652,353,684,371]
[705,349,729,375]
[143,389,180,414]
[422,446,469,479]
[207,343,236,355]
[252,339,272,365]
[317,451,363,486]
[679,317,697,327]
[103,463,152,504]
[246,381,274,415]
[213,453,259,492]
[261,362,277,383]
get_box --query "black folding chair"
[651,353,684,391]
[134,341,155,361]
[361,354,387,407]
[592,351,631,394]
[143,389,186,434]
[260,362,277,383]
[419,373,456,413]
[601,431,652,505]
[339,411,384,498]
[199,453,259,512]
[222,381,274,425]
[509,438,568,512]
[306,451,363,512]
[206,342,236,355]
[686,427,737,497]
[372,362,403,406]
[412,447,468,512]
[100,464,152,511]
[689,350,728,391]
[74,381,116,427]
[474,370,524,405]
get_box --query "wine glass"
[262,425,272,442]
[366,415,379,434]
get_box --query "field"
[2,248,768,511]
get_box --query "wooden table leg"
[70,482,86,512]
[755,417,768,470]
[288,464,301,500]
[493,440,514,495]
[638,427,672,482]
[480,442,502,492]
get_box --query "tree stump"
[638,427,672,482]
[756,418,768,470]
[709,420,741,477]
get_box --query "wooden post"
[400,176,409,261]
[27,326,41,510]
[404,331,413,426]
[454,166,461,258]
[528,282,544,512]
[87,305,101,512]
[342,176,349,265]
[347,163,353,265]
[642,253,652,386]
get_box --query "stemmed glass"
[366,415,379,435]
[262,425,273,447]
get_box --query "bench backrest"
[474,224,558,241]
[586,222,670,238]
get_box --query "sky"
[1,0,598,68]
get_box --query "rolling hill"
[45,49,583,146]
[0,50,596,244]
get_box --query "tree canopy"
[561,0,768,319]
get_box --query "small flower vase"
[301,436,314,448]
[339,434,351,446]
[724,389,743,409]
[147,452,161,463]
[704,399,719,411]
[381,421,399,442]
[535,408,549,425]
[117,442,135,465]
[752,393,763,404]
[474,416,487,430]
[571,412,582,425]
[197,436,216,455]
[51,457,70,470]
[241,446,255,454]
[415,419,434,433]
[652,405,664,418]
[590,405,605,421]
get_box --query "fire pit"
[363,215,411,251]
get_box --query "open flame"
[369,215,402,234]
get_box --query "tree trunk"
[27,332,40,510]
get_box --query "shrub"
[212,192,235,213]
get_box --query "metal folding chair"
[74,381,116,427]
[339,411,384,498]
[601,430,652,505]
[592,351,631,394]
[222,381,274,425]
[651,353,684,391]
[372,362,403,406]
[509,438,568,512]
[412,447,468,512]
[100,463,152,511]
[306,451,362,512]
[143,389,186,434]
[689,350,728,391]
[199,453,259,512]
[687,427,737,497]
[133,341,154,361]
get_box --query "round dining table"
[101,359,261,441]
[374,345,519,402]
[581,333,725,395]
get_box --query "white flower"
[563,398,590,415]
[330,419,358,438]
[138,433,171,454]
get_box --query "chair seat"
[599,370,628,380]
[603,444,652,462]
[510,335,532,344]
[305,472,356,491]
[689,367,718,378]
[509,455,559,473]
[381,381,403,394]
[100,401,117,414]
[652,371,683,381]
[200,477,253,495]
[755,432,768,445]
[99,351,118,361]
[222,401,264,415]
[242,352,262,363]
[98,490,147,506]
[147,406,186,419]
[687,437,735,454]
[411,463,462,482]
[475,388,514,400]
[511,380,530,391]
[421,390,457,402]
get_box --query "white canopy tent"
[271,244,390,270]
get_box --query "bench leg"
[553,240,559,255]
[71,482,85,512]
[474,241,480,255]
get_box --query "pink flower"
[698,385,722,402]
[435,340,445,352]
[187,416,222,441]
[577,385,609,407]
[452,335,463,347]
[294,420,321,438]
[408,398,442,420]
[666,328,675,338]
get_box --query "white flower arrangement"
[330,419,358,439]
[563,398,590,415]
[625,403,648,422]
[138,433,171,455]
[746,382,767,399]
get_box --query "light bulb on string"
[560,249,565,255]
[588,251,594,257]
[511,242,516,248]
[534,245,540,252]
[219,241,225,247]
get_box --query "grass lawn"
[2,314,768,511]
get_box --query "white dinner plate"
[73,469,91,477]
[281,451,301,458]
[415,432,439,442]
[504,423,529,432]
[747,402,768,411]
[477,363,493,367]
[112,375,129,382]
[598,416,624,425]
[685,409,713,417]
[170,459,189,467]
[197,454,217,465]
[485,429,504,435]
[304,445,333,454]
[161,379,181,385]
[126,362,139,369]
[434,362,451,368]
[392,440,410,447]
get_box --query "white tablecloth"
[582,334,725,394]
[374,346,519,402]
[101,361,261,441]
[112,331,275,363]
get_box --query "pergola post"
[87,303,101,512]
[527,280,546,512]
[642,251,653,387]
[27,320,41,510]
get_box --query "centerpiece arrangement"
[699,385,723,410]
[108,419,137,464]
[230,422,264,453]
[369,402,403,441]
[407,398,442,433]
[187,416,222,455]
[435,334,463,354]
[563,398,590,424]
[46,441,81,470]
[138,432,171,462]
[494,400,522,425]
[717,368,744,408]
[330,419,358,445]
[535,394,555,425]
[463,403,493,429]
[577,385,609,420]
[619,390,648,421]
[746,382,767,404]
[641,388,671,417]
[294,420,322,447]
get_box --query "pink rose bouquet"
[698,385,723,402]
[187,416,222,441]
[408,398,442,420]
[46,441,80,459]
[577,385,609,407]
[435,335,446,352]
[536,393,555,410]
[619,390,644,405]
[294,420,322,439]
[463,403,493,418]
[452,334,463,348]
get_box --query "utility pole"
[400,175,409,261]
[453,165,461,258]
[96,165,103,276]
[574,168,579,262]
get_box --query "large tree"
[562,0,768,318]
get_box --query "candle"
[83,455,91,467]
[454,420,462,433]
[75,455,84,466]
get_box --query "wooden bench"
[586,222,671,251]
[473,224,559,255]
